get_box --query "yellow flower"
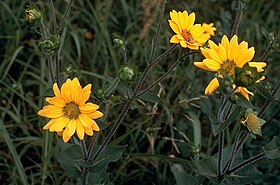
[241,108,265,136]
[194,35,266,99]
[202,23,217,38]
[168,10,209,50]
[38,78,103,142]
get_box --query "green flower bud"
[94,89,105,100]
[113,37,126,50]
[24,4,43,27]
[234,64,260,88]
[230,94,240,104]
[118,64,139,82]
[38,35,60,55]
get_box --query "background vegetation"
[0,0,279,184]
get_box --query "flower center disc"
[182,30,196,44]
[63,101,80,119]
[220,60,236,75]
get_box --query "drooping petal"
[78,114,93,128]
[67,119,76,137]
[63,128,71,142]
[194,62,211,71]
[76,119,85,140]
[205,78,220,94]
[84,126,94,136]
[91,120,100,131]
[50,117,70,132]
[248,62,267,72]
[179,40,188,48]
[43,118,57,130]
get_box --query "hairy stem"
[230,0,246,37]
[217,131,224,179]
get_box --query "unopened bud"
[24,4,43,27]
[118,64,139,82]
[234,64,260,88]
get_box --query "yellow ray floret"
[38,78,103,142]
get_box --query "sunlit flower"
[38,78,103,142]
[202,23,216,38]
[241,108,265,136]
[168,10,209,50]
[194,35,266,99]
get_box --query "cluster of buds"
[234,64,262,88]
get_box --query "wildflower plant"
[1,1,280,185]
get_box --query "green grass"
[0,0,280,184]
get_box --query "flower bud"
[234,64,260,88]
[118,64,139,82]
[38,35,60,55]
[241,108,265,136]
[24,4,43,27]
[94,89,105,100]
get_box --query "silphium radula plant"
[194,35,266,100]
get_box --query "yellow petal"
[194,62,211,71]
[45,97,65,107]
[50,117,70,132]
[53,83,60,96]
[76,119,85,140]
[208,40,219,51]
[79,103,99,114]
[78,114,93,127]
[70,78,83,103]
[169,20,181,35]
[236,47,255,67]
[67,119,76,137]
[187,12,195,30]
[84,126,94,136]
[170,10,180,29]
[217,44,227,62]
[221,35,229,51]
[248,62,267,72]
[43,118,57,130]
[87,111,104,119]
[205,78,220,94]
[179,11,188,30]
[78,84,92,105]
[63,128,71,142]
[228,35,238,61]
[170,35,181,43]
[203,59,221,71]
[179,40,187,48]
[38,105,63,118]
[61,79,72,103]
[91,120,100,131]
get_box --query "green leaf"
[254,83,273,100]
[262,136,280,159]
[171,164,196,185]
[194,157,219,184]
[89,145,126,173]
[221,164,265,185]
[139,91,160,103]
[236,94,254,108]
[211,106,242,136]
[117,81,133,98]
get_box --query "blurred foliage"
[0,0,279,184]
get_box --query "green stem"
[80,140,89,185]
[58,0,74,33]
[137,51,197,97]
[230,0,246,37]
[260,30,280,61]
[228,153,265,174]
[49,0,58,34]
[217,131,224,179]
